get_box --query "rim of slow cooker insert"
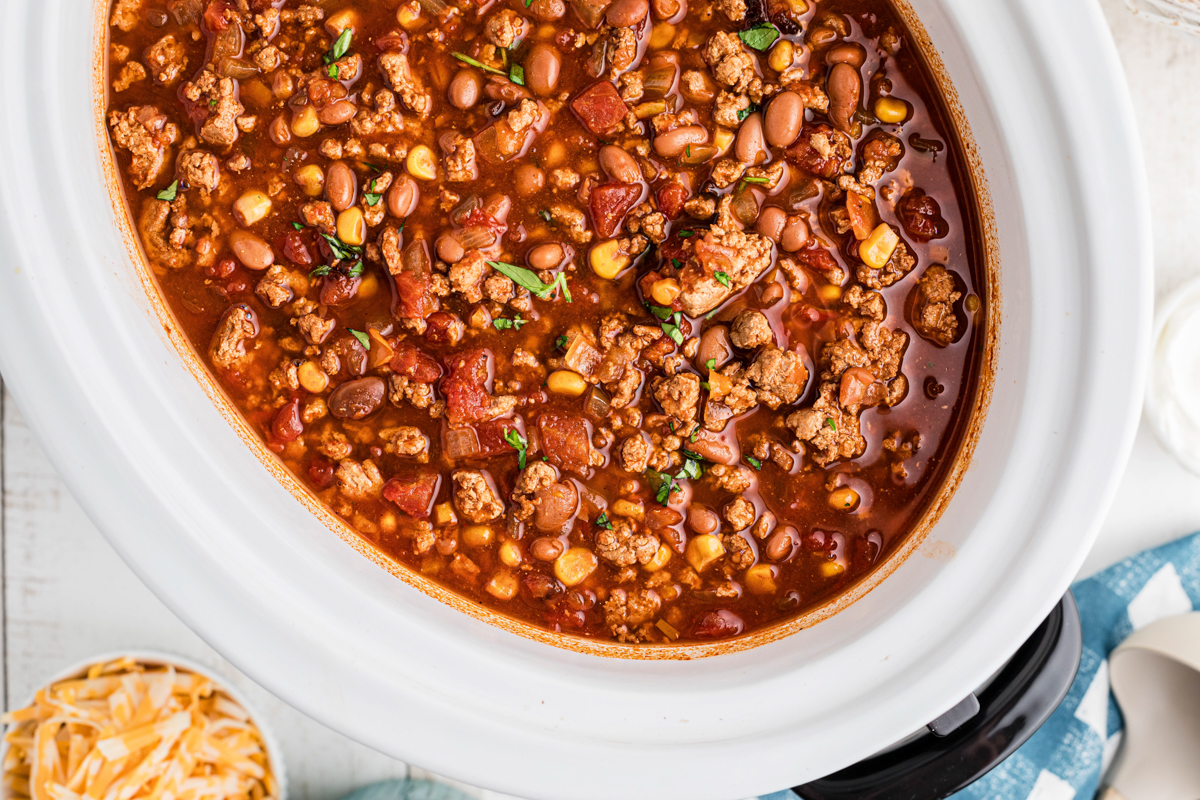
[90,0,1002,659]
[0,0,1151,797]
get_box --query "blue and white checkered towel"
[758,531,1200,800]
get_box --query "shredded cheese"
[2,659,278,800]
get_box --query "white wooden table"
[2,2,1199,797]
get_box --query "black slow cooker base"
[793,592,1082,800]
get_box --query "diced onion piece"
[444,427,481,459]
[583,385,611,419]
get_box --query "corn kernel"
[434,502,458,526]
[336,207,366,246]
[325,8,359,36]
[395,1,423,29]
[611,499,645,521]
[485,570,519,600]
[291,105,320,138]
[547,369,588,397]
[650,278,681,306]
[860,223,900,270]
[707,371,733,397]
[590,239,631,280]
[380,513,397,534]
[768,40,795,72]
[744,563,779,595]
[820,559,845,578]
[233,190,271,226]
[499,540,523,568]
[297,361,328,393]
[644,543,673,572]
[358,272,380,302]
[965,294,981,313]
[786,0,807,12]
[874,97,909,124]
[828,487,860,511]
[294,164,325,197]
[819,284,842,302]
[685,534,725,573]
[544,140,566,168]
[553,547,598,587]
[650,22,675,49]
[462,525,494,548]
[406,144,438,181]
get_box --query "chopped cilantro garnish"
[327,64,340,79]
[736,102,760,122]
[714,271,731,287]
[538,209,552,222]
[595,511,614,530]
[510,64,525,86]
[487,260,571,302]
[321,232,362,262]
[325,28,352,64]
[364,192,382,206]
[685,144,691,158]
[291,221,305,231]
[701,381,711,391]
[451,52,506,76]
[738,22,780,51]
[705,358,716,370]
[346,262,364,277]
[660,312,684,345]
[156,180,179,202]
[504,429,528,469]
[647,304,674,320]
[309,265,332,278]
[671,258,682,269]
[678,457,703,481]
[689,431,698,443]
[493,314,528,331]
[555,334,569,349]
[526,0,534,6]
[746,455,762,470]
[348,328,370,350]
[825,418,838,431]
[678,230,694,238]
[742,176,770,184]
[648,470,679,505]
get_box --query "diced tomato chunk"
[203,0,232,31]
[571,82,629,136]
[393,270,438,320]
[383,473,442,518]
[793,244,843,282]
[589,182,642,239]
[389,341,442,383]
[656,182,689,221]
[896,189,948,242]
[786,123,850,179]
[474,418,520,457]
[442,348,494,424]
[537,413,592,476]
[308,456,335,489]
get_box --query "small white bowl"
[1145,276,1200,477]
[2,650,287,800]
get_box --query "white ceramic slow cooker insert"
[0,0,1151,798]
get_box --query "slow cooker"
[0,0,1149,797]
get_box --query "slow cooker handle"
[792,592,1082,800]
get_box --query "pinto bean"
[763,91,804,148]
[756,206,787,241]
[779,215,810,252]
[607,0,649,26]
[766,527,798,561]
[825,42,866,68]
[599,144,642,183]
[435,233,465,264]
[527,242,566,270]
[687,505,720,535]
[227,229,274,270]
[534,482,579,532]
[654,125,708,158]
[514,164,545,196]
[827,62,861,134]
[328,377,386,419]
[525,44,562,97]
[387,174,420,218]
[325,161,357,212]
[687,436,736,465]
[531,536,565,561]
[651,0,683,20]
[319,100,357,125]
[734,112,767,165]
[448,69,482,109]
[696,325,733,371]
